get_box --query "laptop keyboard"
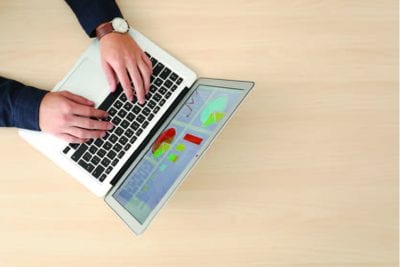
[62,52,184,183]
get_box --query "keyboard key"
[102,141,112,150]
[121,120,130,129]
[133,106,141,114]
[118,151,125,159]
[119,136,128,145]
[136,128,143,136]
[115,100,123,109]
[153,63,164,76]
[105,167,113,174]
[148,114,154,120]
[153,93,162,101]
[154,78,163,87]
[171,84,178,91]
[112,116,121,125]
[150,57,158,67]
[159,87,167,95]
[107,150,117,159]
[71,144,88,162]
[131,121,139,130]
[124,102,133,110]
[101,158,111,166]
[160,68,171,79]
[125,129,134,137]
[91,156,100,165]
[127,113,135,121]
[86,164,95,173]
[170,72,178,81]
[136,114,145,123]
[124,144,131,151]
[63,147,70,154]
[83,152,91,162]
[118,109,127,118]
[165,91,172,98]
[148,100,156,109]
[130,136,137,143]
[111,158,119,167]
[142,121,149,129]
[93,165,105,179]
[120,93,127,102]
[89,146,98,154]
[164,79,173,88]
[98,149,106,157]
[115,127,124,135]
[109,107,117,116]
[109,134,118,143]
[114,143,123,152]
[150,85,157,93]
[176,77,183,85]
[99,174,107,182]
[94,138,104,147]
[142,107,151,116]
[159,99,166,106]
[153,106,160,113]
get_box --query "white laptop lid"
[105,78,254,234]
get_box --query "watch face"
[112,17,129,33]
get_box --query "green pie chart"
[200,96,228,127]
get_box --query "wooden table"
[0,1,398,266]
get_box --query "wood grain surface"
[0,1,398,266]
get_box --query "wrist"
[95,17,130,40]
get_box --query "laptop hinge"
[110,86,191,186]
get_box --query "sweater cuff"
[14,87,48,131]
[65,0,123,38]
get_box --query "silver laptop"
[19,28,254,234]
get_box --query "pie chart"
[200,96,228,127]
[152,128,176,158]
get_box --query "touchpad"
[56,58,109,106]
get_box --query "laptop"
[19,28,254,234]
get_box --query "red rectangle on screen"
[184,133,203,145]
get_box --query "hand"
[99,32,152,104]
[39,91,113,143]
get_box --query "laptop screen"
[112,84,247,224]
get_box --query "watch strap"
[96,22,114,40]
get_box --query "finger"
[127,62,145,104]
[114,63,134,101]
[55,133,88,144]
[71,116,113,131]
[102,60,117,92]
[142,53,152,70]
[138,59,151,94]
[72,103,108,118]
[60,91,94,106]
[67,127,106,139]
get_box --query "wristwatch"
[96,17,130,40]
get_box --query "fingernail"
[108,123,114,130]
[101,132,107,138]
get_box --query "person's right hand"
[39,91,113,143]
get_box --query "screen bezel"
[104,78,254,234]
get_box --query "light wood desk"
[0,1,398,266]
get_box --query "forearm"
[0,77,48,130]
[65,0,123,37]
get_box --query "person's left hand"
[99,32,152,105]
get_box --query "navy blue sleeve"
[65,0,123,38]
[0,77,48,130]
